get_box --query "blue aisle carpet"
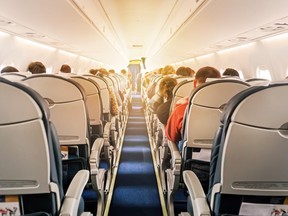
[109,93,163,216]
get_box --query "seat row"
[0,71,131,216]
[143,75,288,216]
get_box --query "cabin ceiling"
[0,0,288,70]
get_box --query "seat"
[166,79,250,216]
[69,75,115,195]
[170,79,194,115]
[1,72,31,82]
[69,76,104,143]
[181,80,288,216]
[156,79,194,194]
[245,78,270,86]
[83,75,111,122]
[83,74,120,154]
[0,77,90,216]
[22,74,106,215]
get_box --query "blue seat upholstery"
[0,77,90,215]
[181,81,288,216]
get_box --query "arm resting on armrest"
[60,170,89,216]
[183,170,211,216]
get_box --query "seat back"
[0,77,63,215]
[179,79,250,193]
[174,76,194,84]
[23,74,89,157]
[70,76,103,141]
[245,78,270,86]
[183,79,250,151]
[170,79,194,112]
[208,81,288,215]
[84,75,111,123]
[1,72,31,82]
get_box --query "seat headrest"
[0,78,49,125]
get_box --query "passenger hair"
[98,68,109,76]
[28,61,46,74]
[1,66,19,73]
[120,69,127,75]
[161,65,175,75]
[195,66,221,84]
[89,69,98,75]
[60,64,71,73]
[108,69,115,74]
[176,66,195,76]
[159,77,178,100]
[223,68,239,77]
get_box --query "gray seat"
[69,76,104,142]
[0,77,90,216]
[181,80,288,216]
[166,79,250,216]
[1,72,31,82]
[22,74,106,216]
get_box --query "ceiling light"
[132,44,143,48]
[260,26,285,32]
[24,32,45,38]
[0,20,15,26]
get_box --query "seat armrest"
[178,213,191,216]
[80,212,92,216]
[89,138,106,191]
[103,121,112,143]
[60,170,89,216]
[89,138,104,174]
[183,170,211,216]
[168,141,181,172]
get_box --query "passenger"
[175,66,195,77]
[1,66,19,73]
[60,64,71,73]
[136,72,143,93]
[120,69,131,88]
[156,77,178,125]
[89,68,98,75]
[108,69,116,74]
[165,66,221,150]
[120,69,127,75]
[28,61,46,74]
[56,64,74,78]
[161,65,175,75]
[222,68,239,77]
[147,65,175,99]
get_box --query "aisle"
[108,93,163,216]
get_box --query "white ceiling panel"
[0,0,288,69]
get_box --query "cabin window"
[256,66,272,80]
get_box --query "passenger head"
[60,64,71,73]
[176,66,195,76]
[161,65,175,75]
[159,77,178,100]
[1,66,19,73]
[194,66,221,87]
[89,68,98,75]
[222,68,239,77]
[98,68,109,76]
[28,61,46,74]
[156,68,163,74]
[120,69,127,75]
[108,69,115,74]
